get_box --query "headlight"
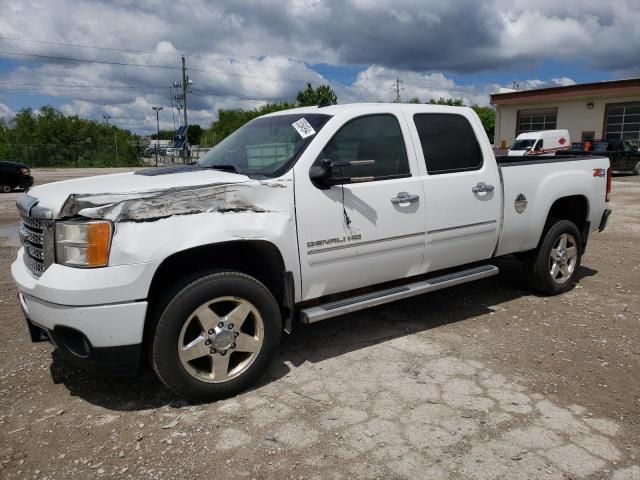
[55,220,112,268]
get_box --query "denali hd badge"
[307,234,362,249]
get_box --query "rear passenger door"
[407,112,501,272]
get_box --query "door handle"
[391,192,420,204]
[472,182,495,193]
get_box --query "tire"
[151,271,282,401]
[0,185,12,193]
[524,219,582,295]
[633,160,640,176]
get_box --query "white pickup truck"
[12,104,612,401]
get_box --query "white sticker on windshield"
[292,118,316,139]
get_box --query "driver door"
[294,111,426,300]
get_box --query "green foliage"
[471,105,496,143]
[0,106,144,167]
[407,97,421,104]
[296,83,337,107]
[201,101,297,146]
[202,83,338,146]
[187,124,204,146]
[428,97,465,106]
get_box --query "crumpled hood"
[23,167,253,220]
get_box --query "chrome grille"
[19,215,50,277]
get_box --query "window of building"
[413,113,483,174]
[604,102,640,149]
[516,109,557,135]
[321,114,410,181]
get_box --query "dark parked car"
[0,161,34,193]
[559,140,640,175]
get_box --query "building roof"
[490,77,640,106]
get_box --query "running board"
[299,264,499,324]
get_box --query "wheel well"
[141,240,289,371]
[546,195,589,233]
[147,240,287,309]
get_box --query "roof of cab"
[262,102,473,117]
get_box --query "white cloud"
[0,0,637,132]
[551,77,577,87]
[0,102,13,119]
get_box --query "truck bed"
[495,155,603,165]
[494,154,610,257]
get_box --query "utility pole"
[181,55,189,127]
[103,114,119,167]
[394,77,404,103]
[179,55,192,162]
[152,106,163,167]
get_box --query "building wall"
[494,93,640,149]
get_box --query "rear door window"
[413,114,483,174]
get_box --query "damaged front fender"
[60,181,273,222]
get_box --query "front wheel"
[0,185,12,193]
[524,219,582,295]
[151,271,282,401]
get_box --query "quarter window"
[321,114,410,181]
[413,114,483,174]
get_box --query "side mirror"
[309,158,376,189]
[309,158,333,189]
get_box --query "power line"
[0,81,168,90]
[0,50,333,88]
[190,88,291,103]
[0,50,179,69]
[0,35,361,79]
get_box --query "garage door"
[604,102,640,148]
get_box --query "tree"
[296,83,338,106]
[407,97,421,104]
[471,105,496,143]
[201,101,297,146]
[0,106,143,167]
[187,124,204,146]
[428,97,464,106]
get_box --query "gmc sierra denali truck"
[12,104,612,401]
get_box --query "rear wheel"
[524,219,582,295]
[0,185,12,193]
[633,160,640,176]
[151,271,281,401]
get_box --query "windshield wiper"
[202,164,238,173]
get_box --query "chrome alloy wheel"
[178,297,264,383]
[549,233,578,284]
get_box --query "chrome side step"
[299,264,499,324]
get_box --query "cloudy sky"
[0,0,638,134]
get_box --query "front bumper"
[19,292,146,376]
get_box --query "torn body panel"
[92,172,303,302]
[61,181,259,222]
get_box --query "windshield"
[199,113,332,177]
[510,139,535,151]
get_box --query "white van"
[508,130,570,157]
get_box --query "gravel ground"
[0,169,638,480]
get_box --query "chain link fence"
[0,143,145,168]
